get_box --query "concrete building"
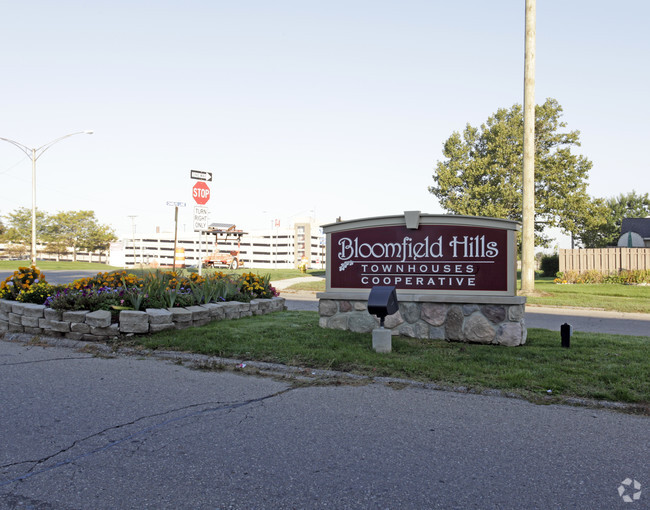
[109,220,325,270]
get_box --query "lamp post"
[0,130,94,265]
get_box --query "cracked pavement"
[1,338,648,509]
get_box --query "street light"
[0,130,94,265]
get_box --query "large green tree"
[79,223,117,262]
[46,210,117,261]
[1,208,116,261]
[429,98,599,247]
[1,207,51,245]
[577,191,650,248]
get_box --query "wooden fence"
[559,248,650,273]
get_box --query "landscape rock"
[463,313,496,344]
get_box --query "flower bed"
[0,267,278,310]
[0,266,285,341]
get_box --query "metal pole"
[198,231,203,277]
[128,215,137,267]
[0,131,93,267]
[173,206,179,271]
[31,149,37,265]
[521,0,536,294]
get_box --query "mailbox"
[368,286,399,327]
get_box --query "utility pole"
[128,215,137,267]
[521,0,536,294]
[173,206,179,271]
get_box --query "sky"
[1,1,648,247]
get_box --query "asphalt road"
[1,339,648,509]
[0,270,101,286]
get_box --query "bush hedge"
[555,269,650,284]
[540,254,559,277]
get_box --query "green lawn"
[0,260,118,271]
[212,268,325,280]
[123,267,325,281]
[525,278,650,314]
[285,276,650,314]
[136,311,650,407]
[0,262,324,280]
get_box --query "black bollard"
[561,323,572,348]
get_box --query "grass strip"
[136,311,650,406]
[285,278,650,314]
[0,260,119,271]
[525,280,650,314]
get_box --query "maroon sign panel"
[330,225,509,292]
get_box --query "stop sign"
[192,181,210,205]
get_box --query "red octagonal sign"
[192,181,210,205]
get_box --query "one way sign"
[190,169,213,182]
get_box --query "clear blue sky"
[1,1,648,245]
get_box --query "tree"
[1,208,116,261]
[4,244,28,259]
[79,223,117,263]
[43,241,70,262]
[576,191,650,248]
[429,98,598,247]
[1,207,51,246]
[46,210,116,261]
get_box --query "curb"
[2,333,647,416]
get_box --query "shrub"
[540,254,559,277]
[70,270,142,290]
[556,269,650,285]
[0,266,47,300]
[610,269,650,284]
[233,272,278,302]
[45,287,125,311]
[16,281,60,304]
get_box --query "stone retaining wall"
[0,298,286,341]
[318,296,526,346]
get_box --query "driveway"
[0,270,100,286]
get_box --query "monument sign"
[325,212,517,296]
[318,212,526,346]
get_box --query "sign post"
[190,173,212,274]
[166,201,186,271]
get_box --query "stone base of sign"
[317,293,527,347]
